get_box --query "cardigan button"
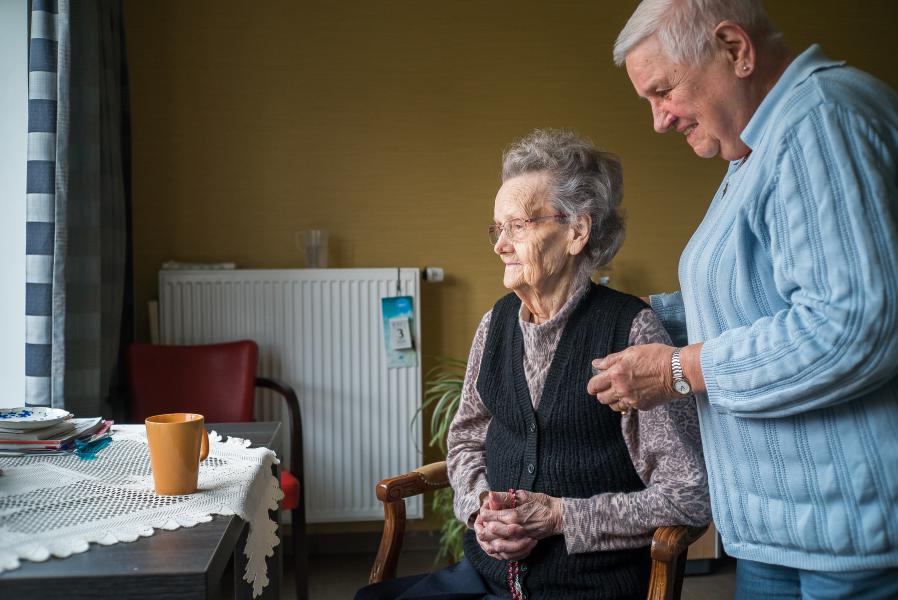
[527,463,535,474]
[528,422,536,433]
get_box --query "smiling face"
[625,36,751,161]
[492,171,582,295]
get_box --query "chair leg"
[291,506,308,600]
[369,499,406,584]
[671,550,688,600]
[647,558,674,600]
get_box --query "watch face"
[674,379,691,395]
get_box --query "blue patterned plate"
[0,407,73,430]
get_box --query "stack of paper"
[0,417,110,453]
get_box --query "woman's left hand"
[587,343,676,412]
[474,492,537,560]
[478,490,564,541]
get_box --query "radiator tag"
[381,295,418,368]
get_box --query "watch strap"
[671,348,685,381]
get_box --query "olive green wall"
[124,1,898,532]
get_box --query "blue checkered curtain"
[25,0,131,416]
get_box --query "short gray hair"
[502,129,624,270]
[613,0,780,67]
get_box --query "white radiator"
[158,268,423,522]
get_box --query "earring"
[742,64,752,72]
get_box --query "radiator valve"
[423,267,444,282]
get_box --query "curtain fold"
[25,0,131,417]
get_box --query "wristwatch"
[671,348,692,396]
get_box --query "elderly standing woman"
[355,129,710,600]
[592,1,898,598]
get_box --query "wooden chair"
[127,340,308,600]
[369,461,707,600]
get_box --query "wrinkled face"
[625,36,748,160]
[492,171,576,293]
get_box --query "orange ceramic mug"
[145,413,210,495]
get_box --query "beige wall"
[124,0,898,531]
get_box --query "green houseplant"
[417,357,467,562]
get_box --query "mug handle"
[199,427,209,461]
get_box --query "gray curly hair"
[502,129,624,271]
[612,0,781,67]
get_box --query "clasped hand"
[473,490,563,561]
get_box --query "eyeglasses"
[488,214,568,245]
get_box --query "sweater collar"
[740,44,844,152]
[518,272,591,332]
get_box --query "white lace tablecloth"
[0,425,283,597]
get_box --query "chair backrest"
[127,341,259,423]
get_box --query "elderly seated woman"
[356,129,711,600]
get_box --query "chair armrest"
[648,525,709,600]
[255,376,303,479]
[651,525,707,562]
[369,461,450,584]
[375,461,450,502]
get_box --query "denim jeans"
[735,559,898,600]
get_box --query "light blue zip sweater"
[652,45,898,571]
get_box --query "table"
[0,422,283,600]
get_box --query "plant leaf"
[412,356,467,560]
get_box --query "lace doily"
[0,425,284,597]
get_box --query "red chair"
[127,340,307,600]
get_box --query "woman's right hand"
[474,491,537,560]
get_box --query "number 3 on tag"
[389,317,413,350]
